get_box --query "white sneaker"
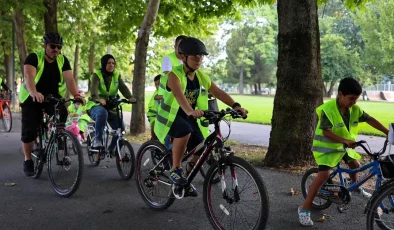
[356,188,372,199]
[298,207,313,226]
[92,140,103,148]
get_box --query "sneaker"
[23,160,34,177]
[169,168,188,185]
[184,183,198,197]
[92,140,103,148]
[356,188,372,199]
[298,207,313,226]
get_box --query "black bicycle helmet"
[178,37,208,56]
[43,32,63,44]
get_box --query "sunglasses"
[49,44,62,50]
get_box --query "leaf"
[290,188,299,196]
[5,183,16,187]
[102,165,110,169]
[319,215,326,222]
[29,208,34,211]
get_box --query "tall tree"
[44,0,58,33]
[130,0,160,135]
[264,0,372,167]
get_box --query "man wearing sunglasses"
[19,32,85,177]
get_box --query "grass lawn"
[124,93,393,136]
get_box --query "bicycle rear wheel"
[2,103,12,132]
[135,140,175,211]
[366,181,394,230]
[47,130,84,197]
[31,143,44,179]
[203,155,269,230]
[116,140,135,180]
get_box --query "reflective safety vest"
[19,50,66,103]
[313,99,362,167]
[159,52,182,96]
[147,89,159,124]
[154,64,211,144]
[85,69,119,110]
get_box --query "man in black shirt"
[19,32,85,177]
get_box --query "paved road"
[0,114,373,229]
[122,112,387,154]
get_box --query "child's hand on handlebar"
[74,96,86,105]
[97,99,106,106]
[188,110,204,119]
[343,140,357,148]
[128,97,137,103]
[234,106,248,118]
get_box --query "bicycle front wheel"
[116,140,135,180]
[135,140,175,211]
[47,130,84,197]
[203,155,269,230]
[2,103,12,132]
[366,181,394,230]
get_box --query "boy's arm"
[366,117,389,136]
[322,129,356,148]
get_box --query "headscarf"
[100,54,116,76]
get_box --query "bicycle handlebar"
[45,94,78,104]
[188,108,247,121]
[344,140,389,157]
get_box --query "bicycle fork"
[219,163,240,203]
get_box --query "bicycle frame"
[329,160,384,193]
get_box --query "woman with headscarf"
[86,54,136,150]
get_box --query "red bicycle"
[0,90,12,132]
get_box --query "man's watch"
[232,102,241,109]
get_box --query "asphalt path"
[0,113,376,229]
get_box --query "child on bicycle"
[298,77,389,226]
[154,37,248,197]
[147,74,161,140]
[66,91,91,143]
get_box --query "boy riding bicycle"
[298,77,389,226]
[154,37,248,197]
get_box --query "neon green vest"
[159,52,182,96]
[85,69,120,110]
[147,89,159,124]
[0,78,2,85]
[154,64,211,144]
[313,99,362,167]
[19,50,66,103]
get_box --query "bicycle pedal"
[337,204,349,213]
[172,184,185,199]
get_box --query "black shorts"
[318,153,355,171]
[21,100,67,143]
[168,115,204,153]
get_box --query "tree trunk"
[44,0,58,33]
[258,82,262,92]
[130,0,160,135]
[14,7,28,78]
[265,0,323,167]
[73,44,79,83]
[239,69,244,94]
[326,80,335,98]
[88,43,95,91]
[2,42,12,86]
[254,83,258,95]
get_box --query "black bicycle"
[31,95,84,197]
[136,108,269,230]
[86,97,136,180]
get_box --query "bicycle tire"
[2,103,12,132]
[199,152,220,184]
[47,130,84,197]
[366,181,394,230]
[116,140,135,180]
[203,155,269,230]
[32,144,44,179]
[301,168,333,210]
[87,132,100,166]
[136,140,175,211]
